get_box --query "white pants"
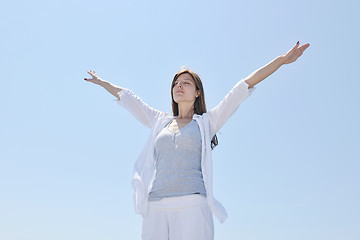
[142,194,214,240]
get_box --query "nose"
[175,82,183,88]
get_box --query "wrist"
[96,78,106,86]
[278,55,287,65]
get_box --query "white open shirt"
[115,79,255,223]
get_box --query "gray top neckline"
[166,119,194,134]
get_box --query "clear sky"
[1,0,359,239]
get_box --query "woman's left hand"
[283,41,310,64]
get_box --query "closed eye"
[174,81,191,85]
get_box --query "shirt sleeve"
[207,79,256,135]
[114,88,168,128]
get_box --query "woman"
[84,41,310,240]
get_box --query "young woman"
[84,41,309,240]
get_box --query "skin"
[168,73,200,132]
[84,41,310,131]
[244,41,310,88]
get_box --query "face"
[172,73,200,104]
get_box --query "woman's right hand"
[84,70,103,85]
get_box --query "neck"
[177,102,194,119]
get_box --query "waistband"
[148,194,208,210]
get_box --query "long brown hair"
[171,69,206,116]
[170,69,218,149]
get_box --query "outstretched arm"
[208,41,310,134]
[244,41,310,88]
[84,70,123,99]
[84,70,167,128]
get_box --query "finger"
[298,44,310,55]
[289,41,299,53]
[87,71,97,77]
[299,43,310,52]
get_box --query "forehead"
[176,73,194,82]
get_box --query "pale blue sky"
[1,0,359,239]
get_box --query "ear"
[196,90,200,98]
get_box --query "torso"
[149,118,206,201]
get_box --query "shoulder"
[157,114,174,124]
[193,113,211,122]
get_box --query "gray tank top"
[149,119,206,201]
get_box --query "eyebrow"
[175,78,192,81]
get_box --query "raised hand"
[283,41,310,64]
[84,70,102,85]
